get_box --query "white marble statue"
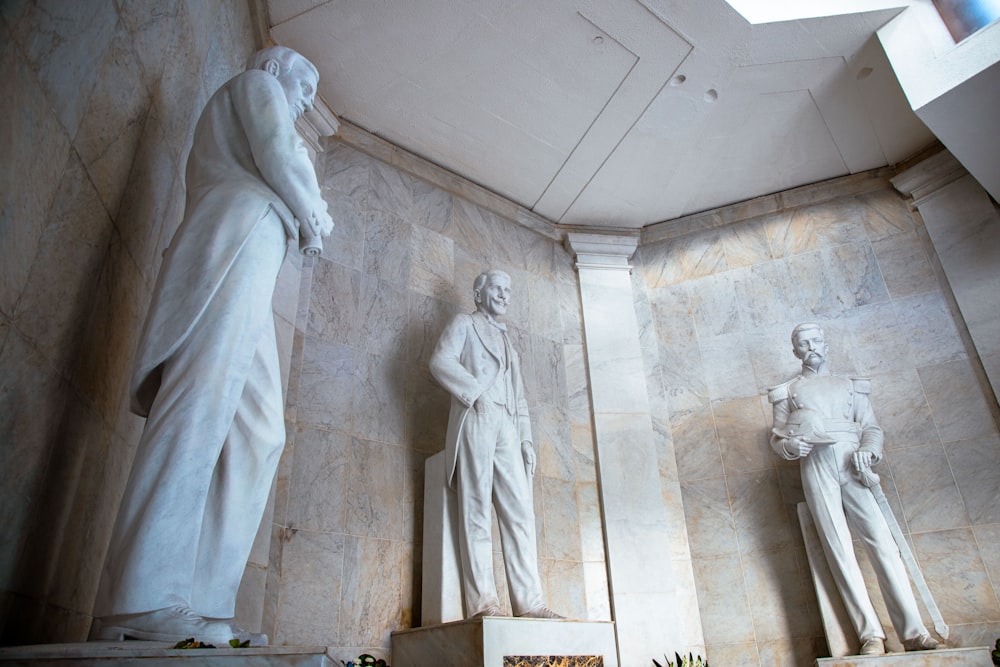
[429,270,563,620]
[768,323,941,656]
[94,46,333,644]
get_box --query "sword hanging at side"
[855,465,949,640]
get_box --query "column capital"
[564,232,639,271]
[295,97,340,153]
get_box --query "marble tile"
[662,230,728,285]
[680,478,739,559]
[339,535,403,647]
[670,403,723,482]
[346,438,404,541]
[890,444,970,533]
[358,274,409,357]
[687,269,746,337]
[756,636,828,667]
[369,158,415,220]
[539,477,581,561]
[274,529,344,646]
[526,335,568,411]
[919,359,999,444]
[692,555,756,645]
[411,177,454,234]
[152,12,210,166]
[856,189,916,242]
[820,241,891,312]
[409,224,455,299]
[112,107,179,285]
[74,21,150,218]
[743,548,822,642]
[946,435,1000,525]
[350,349,407,445]
[117,0,184,87]
[713,396,772,475]
[12,149,114,374]
[971,524,1000,609]
[321,185,367,271]
[871,232,937,299]
[910,528,1000,624]
[574,481,604,564]
[450,199,503,265]
[767,200,868,260]
[704,641,761,667]
[535,403,574,482]
[871,369,940,450]
[720,217,773,269]
[296,337,355,432]
[402,449,428,544]
[892,291,967,368]
[13,0,118,139]
[700,333,758,401]
[728,468,799,555]
[285,426,349,533]
[0,35,71,317]
[540,559,586,621]
[404,366,450,452]
[742,261,797,329]
[363,210,412,287]
[200,3,254,97]
[837,302,911,375]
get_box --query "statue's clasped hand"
[522,441,536,476]
[784,436,813,457]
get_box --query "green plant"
[341,654,389,667]
[653,652,709,667]
[991,637,1000,666]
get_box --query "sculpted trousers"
[802,441,925,643]
[455,402,544,617]
[99,211,287,618]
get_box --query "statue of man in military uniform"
[768,323,940,656]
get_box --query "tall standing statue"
[429,270,563,620]
[768,323,941,656]
[94,46,333,644]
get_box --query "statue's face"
[475,273,512,319]
[792,327,828,371]
[278,58,318,121]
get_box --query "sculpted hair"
[473,269,510,295]
[246,46,318,80]
[791,322,824,344]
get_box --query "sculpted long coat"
[430,310,532,488]
[130,69,323,416]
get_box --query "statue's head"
[473,270,512,320]
[247,46,319,121]
[790,322,828,372]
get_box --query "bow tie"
[484,316,507,332]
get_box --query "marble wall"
[262,140,608,661]
[634,182,1000,666]
[0,0,259,644]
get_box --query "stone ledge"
[0,641,331,666]
[816,646,991,666]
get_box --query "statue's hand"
[307,208,333,238]
[852,450,874,473]
[784,437,813,458]
[521,441,536,476]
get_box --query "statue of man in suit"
[95,46,333,644]
[429,269,562,620]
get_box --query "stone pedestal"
[391,617,618,667]
[421,451,464,625]
[815,646,991,666]
[0,642,330,666]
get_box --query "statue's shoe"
[516,606,565,619]
[96,605,267,645]
[859,637,885,655]
[472,605,505,617]
[903,634,940,651]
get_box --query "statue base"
[0,641,330,666]
[391,617,618,667]
[816,646,991,666]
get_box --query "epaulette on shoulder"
[767,377,797,403]
[850,377,872,394]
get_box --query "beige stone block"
[14,150,114,374]
[75,23,150,218]
[671,404,722,483]
[720,217,774,269]
[713,396,771,474]
[891,444,969,533]
[369,158,416,220]
[873,369,940,450]
[346,438,405,541]
[681,478,739,559]
[582,560,611,621]
[919,359,999,443]
[946,436,1000,525]
[351,350,406,444]
[411,177,454,234]
[705,640,761,667]
[757,636,829,667]
[409,225,454,298]
[12,0,117,139]
[729,468,799,555]
[817,646,992,666]
[274,530,344,646]
[540,558,586,620]
[340,535,404,647]
[857,188,917,242]
[363,210,413,287]
[296,337,354,431]
[358,275,409,357]
[911,528,1000,625]
[744,548,822,642]
[286,426,349,534]
[692,555,756,645]
[539,477,581,561]
[893,291,967,368]
[701,334,758,401]
[972,524,1000,605]
[0,38,70,317]
[872,232,937,299]
[404,367,450,452]
[535,404,573,482]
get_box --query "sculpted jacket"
[429,310,533,488]
[130,69,324,416]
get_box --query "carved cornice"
[564,232,638,272]
[891,150,967,207]
[295,99,340,153]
